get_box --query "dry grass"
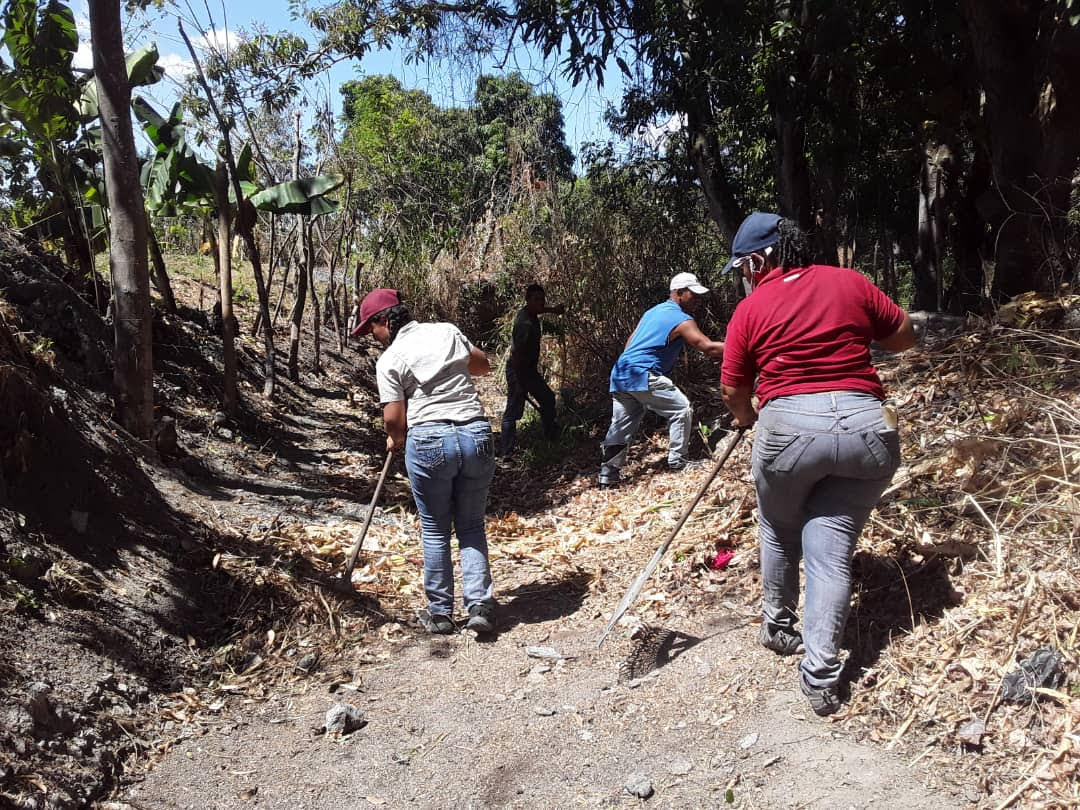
[836,313,1080,808]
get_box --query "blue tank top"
[609,300,692,392]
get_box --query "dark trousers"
[501,365,558,452]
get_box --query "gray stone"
[154,416,178,456]
[738,732,759,749]
[27,682,58,728]
[69,510,89,534]
[533,706,556,717]
[624,771,654,799]
[3,706,33,736]
[324,703,365,735]
[4,542,52,583]
[669,758,693,776]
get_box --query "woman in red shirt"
[720,213,916,716]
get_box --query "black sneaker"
[801,680,842,717]
[423,612,454,635]
[597,476,621,489]
[758,624,805,656]
[466,602,496,633]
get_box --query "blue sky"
[69,0,639,162]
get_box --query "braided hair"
[775,218,812,271]
[375,304,413,344]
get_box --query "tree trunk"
[288,223,308,381]
[947,148,991,314]
[252,212,276,337]
[913,138,951,311]
[960,1,1049,299]
[307,224,321,374]
[684,103,745,244]
[884,238,898,301]
[177,21,275,398]
[287,111,306,382]
[327,189,350,351]
[273,258,291,327]
[773,107,814,235]
[90,0,153,439]
[57,177,98,303]
[208,227,220,311]
[813,148,843,266]
[234,200,276,398]
[146,216,177,314]
[214,162,238,414]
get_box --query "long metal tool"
[596,427,748,648]
[339,452,393,588]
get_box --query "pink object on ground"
[710,549,735,570]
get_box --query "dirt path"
[121,378,965,810]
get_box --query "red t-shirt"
[720,265,905,405]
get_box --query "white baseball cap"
[670,272,709,294]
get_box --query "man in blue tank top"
[599,273,725,488]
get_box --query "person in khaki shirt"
[353,288,497,634]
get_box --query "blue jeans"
[405,419,496,616]
[599,373,693,483]
[753,392,900,690]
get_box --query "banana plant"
[134,95,344,394]
[77,43,164,122]
[0,0,93,283]
[136,97,338,219]
[248,174,343,217]
[0,0,168,298]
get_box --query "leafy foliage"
[249,174,344,216]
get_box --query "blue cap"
[721,212,782,274]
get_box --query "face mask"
[743,254,768,291]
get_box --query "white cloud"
[198,28,241,56]
[639,113,686,150]
[158,52,195,81]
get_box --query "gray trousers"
[753,392,900,690]
[600,373,692,483]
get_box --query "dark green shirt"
[509,307,541,372]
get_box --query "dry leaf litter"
[154,298,1077,809]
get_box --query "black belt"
[412,416,488,427]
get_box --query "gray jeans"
[600,373,692,482]
[753,392,900,690]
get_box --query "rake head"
[617,624,679,683]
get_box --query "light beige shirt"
[375,321,486,425]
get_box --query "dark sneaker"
[466,602,496,633]
[758,624,805,656]
[423,612,454,635]
[668,459,708,472]
[801,681,842,717]
[598,476,622,489]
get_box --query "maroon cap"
[352,288,401,337]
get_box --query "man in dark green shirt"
[500,283,564,455]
